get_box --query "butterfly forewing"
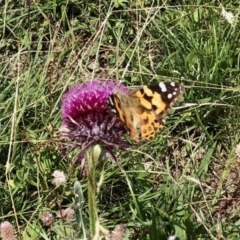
[133,82,184,110]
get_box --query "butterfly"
[107,82,184,142]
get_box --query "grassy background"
[1,1,240,239]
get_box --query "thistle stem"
[87,144,102,237]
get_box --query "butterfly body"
[107,82,184,142]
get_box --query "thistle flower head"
[0,221,16,240]
[59,79,129,166]
[110,224,127,240]
[56,208,75,222]
[52,170,67,186]
[41,212,55,226]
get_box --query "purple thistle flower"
[59,79,129,167]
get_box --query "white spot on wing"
[173,91,176,95]
[159,82,167,92]
[170,82,176,87]
[167,93,173,99]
